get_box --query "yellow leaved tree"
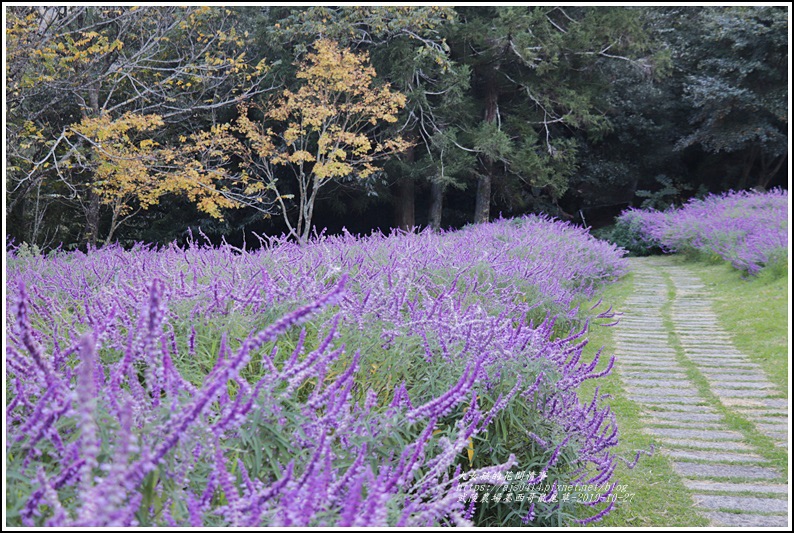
[7,6,273,247]
[69,112,243,243]
[234,38,411,242]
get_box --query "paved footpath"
[615,257,789,527]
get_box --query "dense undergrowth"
[7,215,629,526]
[610,189,788,275]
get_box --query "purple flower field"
[617,189,788,274]
[7,215,629,526]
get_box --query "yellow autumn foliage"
[237,38,410,182]
[69,112,238,219]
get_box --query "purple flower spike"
[7,213,632,526]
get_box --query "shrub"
[6,215,629,526]
[615,189,788,274]
[594,213,663,257]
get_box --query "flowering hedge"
[616,189,788,274]
[7,215,629,526]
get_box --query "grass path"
[625,257,787,526]
[578,256,789,527]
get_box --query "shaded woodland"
[6,6,788,249]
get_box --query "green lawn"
[675,257,789,396]
[574,254,789,526]
[576,271,709,527]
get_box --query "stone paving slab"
[690,356,748,363]
[617,360,681,367]
[615,348,677,354]
[615,339,673,344]
[676,327,733,332]
[756,399,788,408]
[644,403,719,413]
[735,409,789,418]
[664,449,767,464]
[625,387,700,396]
[646,428,744,440]
[712,388,775,398]
[614,324,663,330]
[694,363,762,370]
[690,363,758,370]
[615,336,670,342]
[621,375,691,382]
[672,462,782,480]
[680,341,739,346]
[719,398,778,408]
[646,404,721,413]
[615,352,679,359]
[615,346,675,352]
[649,411,723,422]
[615,337,670,343]
[756,423,789,432]
[687,360,758,367]
[616,349,675,354]
[678,338,736,345]
[620,371,689,378]
[686,348,743,354]
[704,512,789,527]
[616,335,670,339]
[642,419,725,430]
[682,480,789,495]
[660,438,752,451]
[617,360,683,367]
[675,328,726,333]
[709,381,774,389]
[693,494,788,513]
[699,370,769,378]
[685,355,748,361]
[622,379,695,388]
[627,395,704,405]
[686,353,753,366]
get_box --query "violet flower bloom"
[7,214,630,526]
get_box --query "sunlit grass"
[577,269,708,527]
[575,251,789,526]
[673,256,788,396]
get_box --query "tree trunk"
[429,179,444,231]
[474,167,492,224]
[757,153,786,190]
[105,207,120,245]
[10,189,30,244]
[89,83,100,115]
[474,82,498,224]
[392,140,416,231]
[737,146,759,190]
[300,176,320,244]
[82,79,102,247]
[393,175,415,231]
[84,189,101,247]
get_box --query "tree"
[232,39,410,243]
[675,6,787,190]
[560,8,680,223]
[6,6,272,246]
[62,113,249,244]
[256,6,468,231]
[448,6,658,224]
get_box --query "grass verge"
[658,268,788,480]
[670,256,788,397]
[575,270,709,527]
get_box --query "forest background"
[5,5,789,249]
